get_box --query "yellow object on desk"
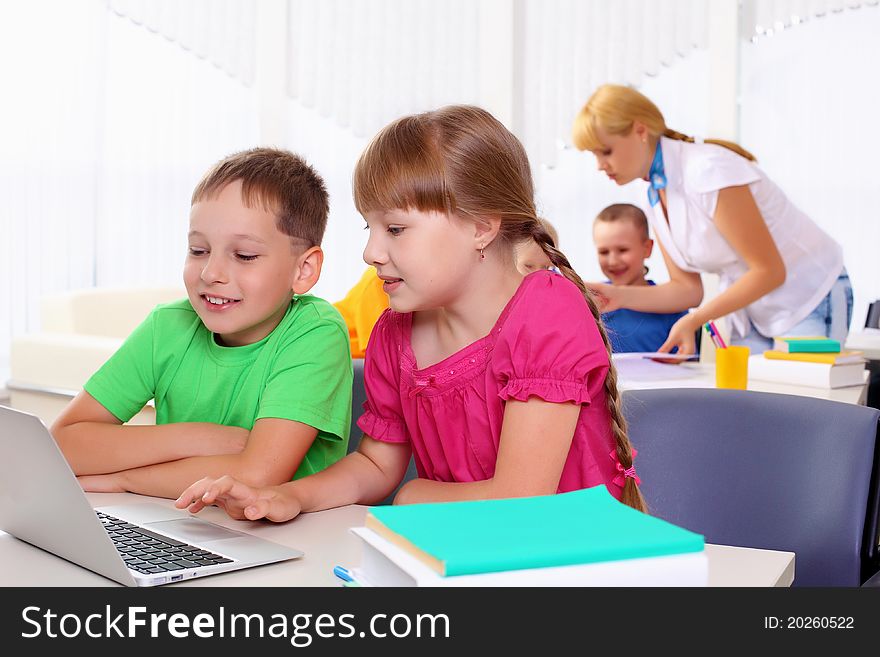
[715,345,750,389]
[764,349,865,365]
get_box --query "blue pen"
[333,565,358,585]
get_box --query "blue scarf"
[646,141,667,207]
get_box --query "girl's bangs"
[353,119,453,216]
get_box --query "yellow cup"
[715,345,750,389]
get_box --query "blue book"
[365,486,704,577]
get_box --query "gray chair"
[349,358,418,505]
[865,300,880,329]
[863,301,880,409]
[863,569,880,586]
[622,388,880,586]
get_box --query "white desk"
[614,357,869,406]
[0,493,794,587]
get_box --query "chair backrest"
[41,286,185,338]
[865,300,880,329]
[622,388,880,586]
[349,359,418,505]
[349,359,369,449]
[863,568,880,587]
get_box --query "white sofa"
[8,286,184,425]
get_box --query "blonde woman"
[573,84,851,355]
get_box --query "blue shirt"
[600,281,688,353]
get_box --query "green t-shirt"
[84,295,352,479]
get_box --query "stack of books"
[748,336,866,389]
[342,486,707,586]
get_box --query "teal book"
[364,486,704,577]
[773,336,841,353]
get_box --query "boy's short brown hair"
[192,147,329,247]
[594,203,649,241]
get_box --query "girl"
[176,105,645,521]
[573,84,851,356]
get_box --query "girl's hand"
[585,281,622,313]
[175,476,301,522]
[78,473,126,493]
[657,314,699,356]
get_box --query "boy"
[51,147,352,499]
[593,203,687,352]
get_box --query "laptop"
[0,405,303,586]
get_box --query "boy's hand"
[175,476,302,522]
[78,473,126,493]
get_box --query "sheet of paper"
[612,355,700,382]
[612,352,699,362]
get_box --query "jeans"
[731,269,853,354]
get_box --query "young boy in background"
[593,203,687,352]
[51,147,352,499]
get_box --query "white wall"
[285,103,371,303]
[740,6,880,327]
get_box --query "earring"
[479,247,485,260]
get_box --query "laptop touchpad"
[147,518,245,543]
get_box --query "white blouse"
[643,137,843,338]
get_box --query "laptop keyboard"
[97,511,234,575]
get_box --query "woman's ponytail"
[663,128,757,162]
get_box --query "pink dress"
[357,269,623,498]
